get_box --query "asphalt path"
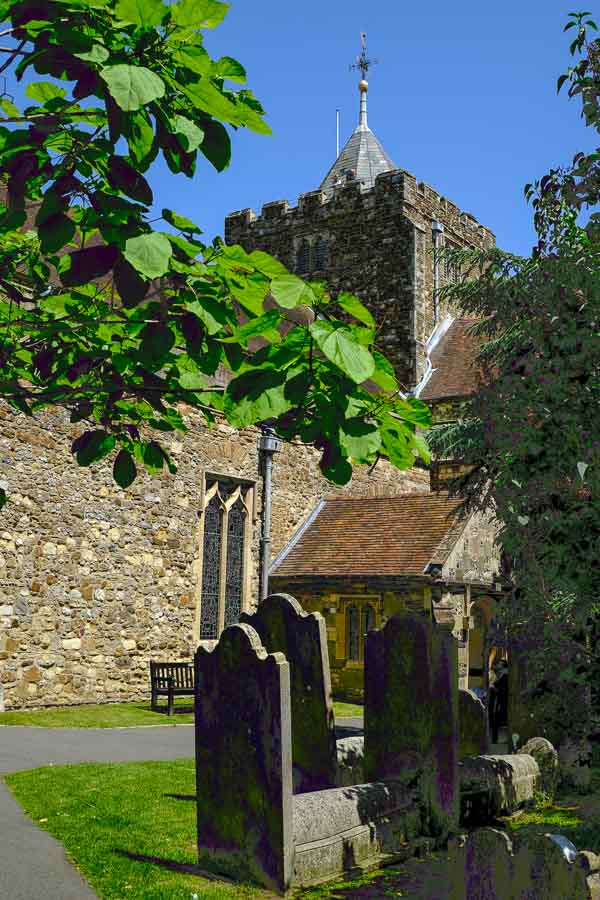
[0,717,363,900]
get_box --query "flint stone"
[364,613,459,839]
[459,688,490,759]
[459,754,539,820]
[518,737,559,799]
[293,780,421,886]
[195,623,293,895]
[241,593,336,793]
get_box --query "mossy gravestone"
[195,624,293,894]
[459,688,490,759]
[363,613,459,840]
[241,593,337,792]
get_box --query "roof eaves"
[426,505,471,571]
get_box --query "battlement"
[225,167,495,248]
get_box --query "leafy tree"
[0,0,431,508]
[429,12,599,758]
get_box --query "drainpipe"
[257,426,282,601]
[432,219,444,326]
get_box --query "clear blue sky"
[5,2,596,255]
[161,0,594,257]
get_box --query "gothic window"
[364,604,376,639]
[314,237,329,271]
[296,240,311,275]
[198,476,254,641]
[347,606,360,661]
[444,241,460,283]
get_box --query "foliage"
[0,0,430,496]
[428,13,600,733]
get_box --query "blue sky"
[172,0,595,256]
[4,2,596,256]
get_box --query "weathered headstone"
[459,753,540,821]
[518,737,559,800]
[459,688,490,759]
[195,623,294,894]
[364,613,459,840]
[451,828,514,900]
[241,593,337,793]
[513,832,593,899]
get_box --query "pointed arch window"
[341,597,382,664]
[296,240,311,275]
[347,606,360,661]
[314,237,329,271]
[198,476,254,641]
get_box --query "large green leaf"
[162,209,202,234]
[310,320,375,384]
[339,419,382,463]
[25,82,66,103]
[229,272,270,316]
[183,78,242,126]
[115,0,166,27]
[101,65,165,111]
[224,309,282,346]
[248,250,288,278]
[371,350,398,391]
[108,156,153,204]
[185,296,230,335]
[199,118,231,172]
[126,110,156,167]
[213,56,246,83]
[113,449,137,487]
[225,368,292,427]
[380,420,415,470]
[171,0,229,29]
[270,274,315,309]
[173,46,211,76]
[124,233,172,278]
[38,213,75,254]
[336,291,375,328]
[171,115,204,152]
[73,430,116,466]
[392,397,432,428]
[139,323,175,368]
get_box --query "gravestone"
[195,623,294,894]
[364,613,459,840]
[451,828,514,900]
[240,593,337,792]
[459,688,490,759]
[518,737,559,799]
[513,832,593,899]
[459,753,539,822]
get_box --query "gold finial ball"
[359,79,369,93]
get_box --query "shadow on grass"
[144,705,195,716]
[114,849,235,883]
[163,793,196,801]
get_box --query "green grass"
[0,699,362,728]
[5,760,268,900]
[4,759,449,900]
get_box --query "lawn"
[4,759,451,900]
[0,699,363,728]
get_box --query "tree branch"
[0,39,26,75]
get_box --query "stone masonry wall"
[226,168,495,389]
[0,403,428,710]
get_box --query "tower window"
[296,240,311,275]
[314,237,329,271]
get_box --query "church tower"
[225,36,495,391]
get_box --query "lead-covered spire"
[320,34,395,196]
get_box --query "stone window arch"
[347,605,360,661]
[197,476,254,642]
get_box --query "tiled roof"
[271,492,467,578]
[420,318,485,402]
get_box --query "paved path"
[0,718,363,900]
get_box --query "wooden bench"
[150,661,194,716]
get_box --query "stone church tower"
[225,38,495,391]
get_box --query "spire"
[319,33,395,196]
[352,32,374,129]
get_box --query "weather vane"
[350,33,378,81]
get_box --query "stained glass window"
[296,240,310,275]
[314,237,329,271]
[347,606,359,661]
[199,494,222,639]
[224,497,245,628]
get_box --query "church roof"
[320,122,396,196]
[420,318,486,402]
[319,45,395,196]
[271,492,467,578]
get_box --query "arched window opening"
[314,237,329,271]
[363,604,376,641]
[296,240,310,275]
[224,497,245,628]
[199,494,222,639]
